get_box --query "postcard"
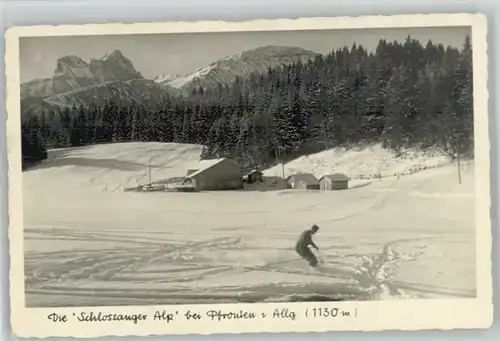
[5,13,492,337]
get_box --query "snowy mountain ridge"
[154,45,320,91]
[21,45,319,115]
[153,73,182,84]
[164,64,217,89]
[21,50,144,100]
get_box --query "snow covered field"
[22,142,476,307]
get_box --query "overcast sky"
[20,26,470,83]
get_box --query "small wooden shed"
[319,173,351,190]
[285,173,320,190]
[244,169,264,184]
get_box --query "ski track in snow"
[22,143,477,306]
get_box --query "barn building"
[243,169,264,184]
[182,158,243,191]
[285,173,320,190]
[319,173,351,190]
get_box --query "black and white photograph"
[6,14,492,337]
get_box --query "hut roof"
[245,169,263,176]
[319,173,351,182]
[186,158,240,179]
[286,173,319,184]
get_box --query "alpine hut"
[182,158,243,191]
[285,173,320,190]
[319,173,351,190]
[243,169,264,184]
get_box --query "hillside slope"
[43,79,170,109]
[23,142,204,191]
[23,142,465,191]
[23,142,476,306]
[264,144,458,180]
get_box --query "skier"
[295,224,320,267]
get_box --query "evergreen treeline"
[22,35,473,171]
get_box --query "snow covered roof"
[198,158,225,169]
[285,173,319,184]
[185,158,239,179]
[246,169,263,175]
[319,173,351,182]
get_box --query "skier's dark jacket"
[295,230,317,251]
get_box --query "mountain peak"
[95,49,143,80]
[54,55,92,78]
[102,49,125,61]
[23,50,144,99]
